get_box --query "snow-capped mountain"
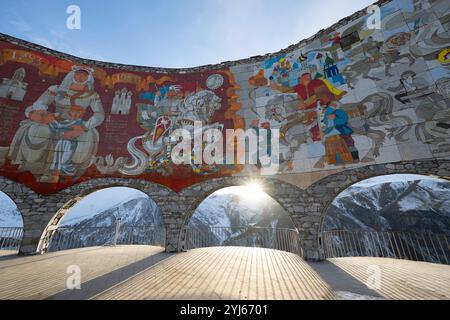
[0,194,23,248]
[0,194,23,227]
[188,192,294,246]
[60,196,163,227]
[61,196,162,228]
[60,187,150,226]
[49,196,165,250]
[190,193,289,228]
[323,178,450,263]
[324,179,450,234]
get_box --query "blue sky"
[0,0,375,68]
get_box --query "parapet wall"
[0,0,448,195]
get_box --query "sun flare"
[214,182,266,202]
[243,182,266,202]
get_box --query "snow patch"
[0,193,23,228]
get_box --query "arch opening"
[183,185,301,255]
[320,174,450,264]
[0,191,24,255]
[38,187,165,253]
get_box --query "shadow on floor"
[46,252,174,300]
[0,247,111,268]
[307,260,385,300]
[0,251,22,261]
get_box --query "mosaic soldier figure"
[321,106,354,165]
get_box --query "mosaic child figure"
[47,104,86,183]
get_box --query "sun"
[241,182,266,202]
[246,182,263,193]
[213,182,267,202]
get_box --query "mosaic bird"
[298,53,307,62]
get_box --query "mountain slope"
[0,194,23,227]
[49,196,165,249]
[188,192,295,245]
[324,179,450,234]
[61,196,163,228]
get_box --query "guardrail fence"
[186,226,302,256]
[48,225,166,252]
[0,227,23,251]
[322,230,450,265]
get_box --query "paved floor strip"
[0,246,449,300]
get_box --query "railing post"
[0,228,8,249]
[113,218,122,246]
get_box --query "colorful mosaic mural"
[0,45,243,193]
[232,0,449,175]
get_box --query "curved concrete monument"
[0,0,449,260]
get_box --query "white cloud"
[9,16,32,33]
[2,0,374,68]
[28,31,105,62]
[28,35,55,50]
[165,0,374,67]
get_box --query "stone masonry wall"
[1,158,448,260]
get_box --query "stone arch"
[28,178,177,254]
[176,176,307,253]
[301,159,450,261]
[3,159,449,258]
[0,176,45,255]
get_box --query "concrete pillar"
[299,235,321,261]
[291,213,323,261]
[19,216,48,255]
[164,220,183,252]
[158,194,197,253]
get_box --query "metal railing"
[48,225,166,252]
[0,227,23,251]
[322,230,450,265]
[186,226,302,256]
